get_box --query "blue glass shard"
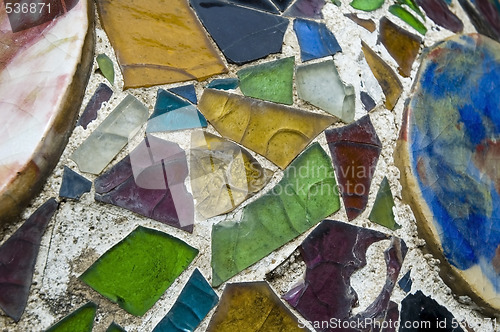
[59,166,92,200]
[361,91,376,111]
[271,0,294,11]
[152,269,218,332]
[147,89,207,133]
[398,270,412,293]
[168,84,198,104]
[207,78,239,90]
[293,18,342,62]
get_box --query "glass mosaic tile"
[227,0,280,13]
[369,176,401,230]
[59,166,92,200]
[206,78,240,90]
[360,91,376,111]
[106,322,126,332]
[283,0,325,19]
[458,0,500,42]
[416,0,464,33]
[350,0,384,11]
[168,84,198,105]
[77,83,113,129]
[293,19,342,62]
[45,302,97,332]
[389,4,428,35]
[96,54,114,85]
[271,0,294,11]
[344,13,376,32]
[397,0,424,17]
[80,226,198,316]
[398,270,413,293]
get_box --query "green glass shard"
[96,54,115,85]
[350,0,384,11]
[106,322,127,332]
[389,4,427,35]
[396,0,424,17]
[237,57,294,105]
[332,0,341,6]
[80,226,198,316]
[211,142,340,286]
[369,177,401,230]
[45,302,96,332]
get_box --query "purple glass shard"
[94,135,194,232]
[360,91,376,111]
[283,0,325,19]
[77,83,113,129]
[416,0,463,33]
[284,220,407,332]
[0,198,58,321]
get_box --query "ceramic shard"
[350,0,384,11]
[284,220,408,332]
[189,0,289,65]
[152,269,218,332]
[207,78,240,90]
[395,34,500,312]
[45,302,97,332]
[389,4,427,35]
[416,0,463,32]
[226,0,280,13]
[80,226,198,316]
[457,0,500,42]
[361,41,403,110]
[283,0,325,19]
[207,282,308,331]
[360,91,376,111]
[96,53,114,85]
[94,135,194,232]
[379,17,422,77]
[400,291,464,331]
[237,57,294,105]
[147,89,207,133]
[59,166,92,200]
[77,83,113,129]
[190,131,272,219]
[71,94,149,175]
[95,0,227,88]
[198,89,335,169]
[344,13,376,32]
[106,322,127,332]
[0,198,58,322]
[271,0,294,11]
[369,177,401,230]
[293,19,342,62]
[296,60,355,123]
[211,143,340,286]
[325,115,382,220]
[168,84,197,104]
[398,270,412,293]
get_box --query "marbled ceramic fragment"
[80,226,198,316]
[95,0,227,88]
[379,17,421,77]
[398,270,412,293]
[360,91,376,111]
[369,176,401,230]
[152,269,218,332]
[0,198,58,322]
[189,0,289,64]
[77,83,113,129]
[94,135,194,232]
[296,60,355,123]
[106,322,126,332]
[350,0,384,11]
[458,0,500,42]
[207,282,308,331]
[237,57,294,105]
[344,13,376,32]
[416,0,463,32]
[45,302,97,332]
[96,53,114,85]
[71,94,149,175]
[59,166,92,200]
[294,19,342,62]
[271,0,294,11]
[284,220,407,332]
[226,0,280,13]
[190,131,272,219]
[207,78,240,90]
[389,4,427,34]
[168,84,197,104]
[147,89,207,133]
[198,89,335,169]
[283,0,325,19]
[361,41,403,110]
[211,143,340,286]
[400,291,464,331]
[325,115,382,221]
[395,34,500,313]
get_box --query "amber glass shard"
[190,131,272,219]
[389,4,427,35]
[416,0,463,33]
[344,13,376,32]
[95,0,227,88]
[350,0,384,11]
[361,41,403,110]
[369,177,401,230]
[379,17,422,77]
[198,89,335,169]
[45,302,97,332]
[207,282,308,331]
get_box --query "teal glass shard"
[211,142,341,286]
[369,177,401,230]
[152,269,219,332]
[45,302,97,332]
[293,18,342,62]
[146,89,207,133]
[168,84,197,104]
[207,78,239,90]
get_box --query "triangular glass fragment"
[45,302,97,332]
[59,166,92,200]
[369,177,401,230]
[270,0,294,11]
[345,13,376,32]
[294,19,342,62]
[398,270,412,293]
[168,84,197,104]
[360,91,376,111]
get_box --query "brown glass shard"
[345,13,376,32]
[361,41,403,110]
[379,17,422,77]
[198,89,335,169]
[95,0,227,88]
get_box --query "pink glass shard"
[0,198,58,321]
[94,135,194,232]
[325,115,382,220]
